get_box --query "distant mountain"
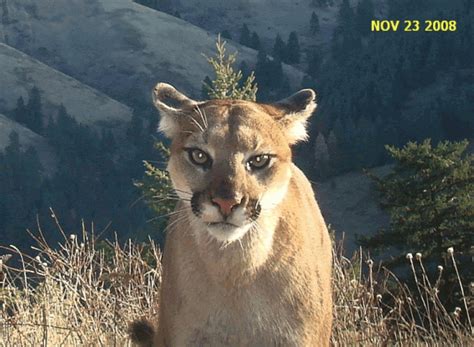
[0,113,56,174]
[0,43,133,128]
[176,0,340,48]
[0,0,305,108]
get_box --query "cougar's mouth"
[208,221,239,230]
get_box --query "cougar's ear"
[152,83,198,138]
[273,89,317,145]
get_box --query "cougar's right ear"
[153,83,198,138]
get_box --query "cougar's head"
[153,83,316,243]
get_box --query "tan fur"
[134,83,333,346]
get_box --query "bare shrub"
[332,239,473,345]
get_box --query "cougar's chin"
[206,222,252,243]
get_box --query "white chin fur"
[206,223,252,243]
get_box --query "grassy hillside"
[0,44,133,128]
[0,0,304,108]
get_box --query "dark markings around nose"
[249,199,261,221]
[191,193,202,217]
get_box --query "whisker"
[237,239,244,251]
[194,105,208,129]
[172,188,193,195]
[146,207,191,223]
[150,196,190,203]
[129,194,146,208]
[186,114,205,133]
[252,220,264,236]
[151,192,189,199]
[162,213,190,237]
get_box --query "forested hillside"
[299,0,473,178]
[0,0,472,254]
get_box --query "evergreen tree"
[332,0,360,59]
[4,131,21,173]
[239,24,251,47]
[101,129,117,153]
[135,0,174,14]
[255,48,286,100]
[355,0,374,36]
[1,0,10,25]
[327,130,338,158]
[307,49,322,78]
[360,140,473,272]
[314,132,330,178]
[13,96,27,125]
[135,142,174,236]
[255,48,269,87]
[26,87,43,134]
[250,32,261,50]
[355,115,377,167]
[278,76,291,100]
[156,0,173,14]
[272,34,286,61]
[285,32,301,64]
[134,0,157,9]
[310,12,320,34]
[204,35,258,101]
[0,131,43,245]
[126,111,144,146]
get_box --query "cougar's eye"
[187,148,211,167]
[247,154,272,171]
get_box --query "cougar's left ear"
[273,89,317,145]
[152,83,199,138]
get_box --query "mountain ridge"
[0,43,133,128]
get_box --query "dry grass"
[0,219,472,346]
[0,216,161,346]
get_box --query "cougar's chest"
[173,279,299,346]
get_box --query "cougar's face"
[153,83,316,243]
[168,102,292,243]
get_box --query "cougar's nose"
[211,197,242,217]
